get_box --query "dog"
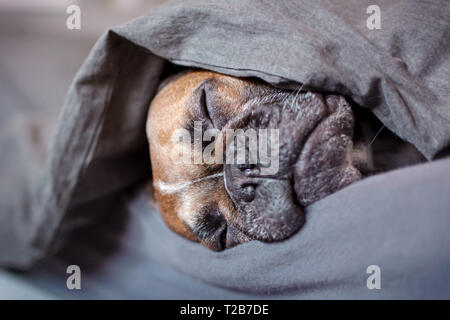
[146,70,424,251]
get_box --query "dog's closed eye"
[193,79,230,129]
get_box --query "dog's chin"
[228,93,361,244]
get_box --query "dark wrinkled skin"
[222,89,361,242]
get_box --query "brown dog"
[146,70,423,251]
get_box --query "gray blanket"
[1,0,450,298]
[50,158,450,299]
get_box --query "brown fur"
[146,71,251,246]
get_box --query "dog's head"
[146,70,361,250]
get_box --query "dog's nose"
[234,164,259,202]
[224,163,304,242]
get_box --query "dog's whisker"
[156,172,224,194]
[369,125,385,146]
[281,89,295,105]
[290,85,303,111]
[282,78,309,113]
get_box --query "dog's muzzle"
[224,92,361,242]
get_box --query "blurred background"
[0,0,165,128]
[0,0,165,299]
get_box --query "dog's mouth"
[223,91,361,244]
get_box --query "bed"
[1,0,449,299]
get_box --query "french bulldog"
[146,70,424,250]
